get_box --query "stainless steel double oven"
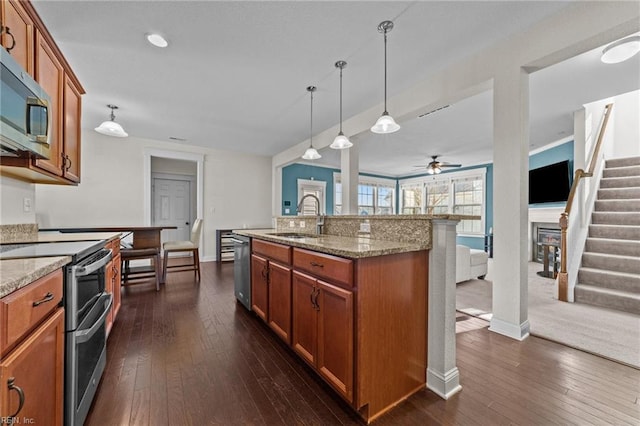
[64,247,112,426]
[0,240,113,426]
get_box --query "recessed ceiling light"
[146,33,168,48]
[601,35,640,64]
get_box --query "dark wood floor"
[86,261,640,425]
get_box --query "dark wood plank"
[85,261,640,426]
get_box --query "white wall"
[612,90,640,158]
[35,130,273,260]
[0,176,36,224]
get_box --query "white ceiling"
[32,1,639,177]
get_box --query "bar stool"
[162,219,203,283]
[121,247,161,291]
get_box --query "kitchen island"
[235,228,429,423]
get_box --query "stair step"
[585,237,640,256]
[578,267,640,293]
[605,156,640,168]
[597,187,640,199]
[589,224,640,240]
[582,252,640,275]
[594,199,640,212]
[603,165,640,178]
[600,176,640,189]
[592,212,640,226]
[574,284,640,315]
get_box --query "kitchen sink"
[266,232,317,239]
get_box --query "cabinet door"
[267,261,292,344]
[250,254,268,322]
[1,0,34,75]
[291,271,317,366]
[34,30,63,176]
[105,259,114,336]
[317,280,353,402]
[0,308,64,426]
[62,75,81,182]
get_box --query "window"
[334,174,395,215]
[399,169,486,235]
[297,179,326,215]
[401,183,422,214]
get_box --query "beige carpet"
[456,259,640,369]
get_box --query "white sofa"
[456,245,489,283]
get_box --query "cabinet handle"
[310,289,315,308]
[261,265,269,283]
[66,155,72,171]
[313,288,320,311]
[7,377,25,419]
[310,261,324,268]
[1,26,16,53]
[61,153,67,170]
[32,292,54,307]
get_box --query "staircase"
[575,156,640,315]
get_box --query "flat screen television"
[529,160,572,204]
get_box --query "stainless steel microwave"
[0,47,51,158]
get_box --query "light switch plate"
[289,220,295,228]
[360,221,371,233]
[300,221,306,228]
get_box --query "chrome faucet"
[296,194,324,235]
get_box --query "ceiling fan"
[419,155,462,175]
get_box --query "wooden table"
[43,226,177,250]
[43,226,178,285]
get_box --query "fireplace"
[532,224,561,263]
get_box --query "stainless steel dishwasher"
[232,234,251,310]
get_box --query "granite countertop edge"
[233,229,428,258]
[0,256,71,298]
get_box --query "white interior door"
[153,178,191,246]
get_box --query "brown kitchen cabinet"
[1,0,34,75]
[250,239,293,344]
[251,237,428,423]
[0,269,65,426]
[105,237,121,337]
[292,271,354,402]
[0,0,85,185]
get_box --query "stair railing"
[558,103,613,301]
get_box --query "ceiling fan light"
[371,112,400,134]
[94,120,128,138]
[330,132,353,149]
[302,147,321,160]
[146,33,169,48]
[601,36,640,64]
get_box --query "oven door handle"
[74,249,113,277]
[76,293,113,344]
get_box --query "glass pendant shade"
[302,147,322,160]
[95,120,128,138]
[427,165,441,175]
[371,112,400,134]
[330,132,353,149]
[95,105,128,137]
[601,36,640,64]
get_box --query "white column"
[490,66,530,340]
[340,142,359,215]
[427,219,462,399]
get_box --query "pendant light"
[94,104,128,138]
[330,60,353,149]
[301,86,321,160]
[371,20,400,134]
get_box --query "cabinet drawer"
[253,239,291,265]
[293,248,353,287]
[0,269,63,356]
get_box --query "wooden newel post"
[558,212,569,302]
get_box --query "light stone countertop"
[0,256,71,298]
[1,231,122,245]
[233,229,427,258]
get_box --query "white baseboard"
[202,255,216,262]
[489,317,530,340]
[426,367,462,399]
